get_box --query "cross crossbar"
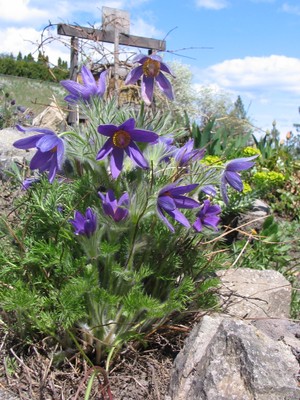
[57,23,166,51]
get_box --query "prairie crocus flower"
[96,117,158,179]
[60,66,107,103]
[193,200,221,232]
[125,54,174,104]
[98,189,129,222]
[221,155,258,204]
[157,183,199,232]
[174,139,205,167]
[200,185,217,197]
[69,207,97,238]
[13,125,64,183]
[21,177,40,190]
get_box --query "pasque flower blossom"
[221,155,258,204]
[96,117,158,179]
[60,66,107,103]
[69,207,97,238]
[125,54,174,104]
[98,189,129,222]
[174,139,205,167]
[157,183,199,232]
[13,125,65,183]
[193,200,221,232]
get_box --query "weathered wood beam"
[57,23,166,51]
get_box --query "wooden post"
[68,37,79,125]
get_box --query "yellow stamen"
[142,59,161,78]
[51,146,57,153]
[112,130,131,148]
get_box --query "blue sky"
[1,0,300,138]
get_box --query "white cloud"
[0,26,70,64]
[0,0,48,23]
[130,17,164,38]
[281,3,300,16]
[192,55,300,136]
[195,0,229,10]
[200,55,300,94]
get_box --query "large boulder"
[167,315,300,400]
[216,268,291,318]
[0,127,35,176]
[32,101,67,132]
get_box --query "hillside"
[0,74,66,116]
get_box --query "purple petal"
[173,196,200,209]
[119,118,135,132]
[125,65,143,85]
[48,159,58,183]
[157,196,177,212]
[141,76,154,104]
[96,138,114,160]
[156,72,174,100]
[157,206,175,233]
[110,148,124,179]
[132,54,149,64]
[114,207,129,222]
[30,151,50,170]
[97,124,118,137]
[203,215,220,230]
[129,129,159,143]
[160,61,175,76]
[221,180,229,205]
[169,184,199,196]
[118,192,130,206]
[16,125,55,136]
[193,218,203,232]
[96,70,107,96]
[225,171,243,191]
[226,155,258,172]
[37,135,60,152]
[81,65,95,87]
[13,134,44,149]
[201,185,217,197]
[125,141,149,169]
[167,208,191,228]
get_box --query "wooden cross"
[57,9,166,124]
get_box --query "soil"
[0,312,199,400]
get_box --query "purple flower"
[69,207,97,238]
[98,189,129,222]
[157,183,199,232]
[193,200,221,232]
[125,54,174,105]
[21,177,40,190]
[221,155,258,204]
[174,139,205,167]
[96,118,158,179]
[201,185,217,197]
[13,125,65,183]
[60,66,107,103]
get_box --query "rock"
[167,315,300,400]
[0,127,35,176]
[32,101,67,132]
[216,268,292,319]
[237,200,270,239]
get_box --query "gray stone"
[216,268,291,318]
[32,101,67,132]
[168,315,300,400]
[0,127,35,174]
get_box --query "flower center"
[142,59,161,78]
[112,130,131,148]
[51,146,57,153]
